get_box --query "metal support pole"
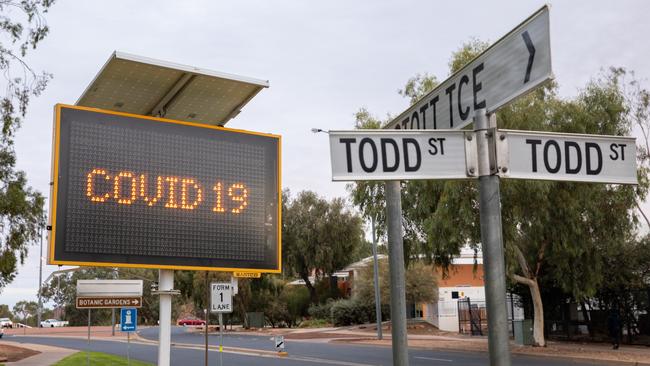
[157,269,174,366]
[205,272,209,366]
[219,313,224,366]
[37,228,43,328]
[371,216,383,340]
[384,180,408,366]
[127,332,131,365]
[87,309,91,366]
[475,108,511,366]
[111,309,115,337]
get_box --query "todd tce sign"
[49,105,281,272]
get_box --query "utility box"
[246,312,265,329]
[514,319,534,345]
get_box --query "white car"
[40,319,69,327]
[0,317,12,328]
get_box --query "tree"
[355,258,438,306]
[349,41,648,347]
[0,0,55,293]
[12,300,37,323]
[282,190,365,303]
[0,303,13,319]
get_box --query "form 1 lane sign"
[499,130,637,185]
[385,5,551,131]
[329,130,477,181]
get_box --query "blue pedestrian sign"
[120,308,137,332]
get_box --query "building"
[340,247,523,333]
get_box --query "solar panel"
[76,51,269,125]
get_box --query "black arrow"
[522,31,535,83]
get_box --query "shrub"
[298,318,331,328]
[308,300,334,320]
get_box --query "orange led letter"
[228,183,248,214]
[114,171,137,204]
[181,178,203,210]
[86,169,111,202]
[140,175,163,206]
[212,182,225,213]
[164,177,179,208]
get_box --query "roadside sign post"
[385,180,409,366]
[211,282,233,366]
[275,335,285,351]
[120,308,137,366]
[87,309,90,366]
[378,7,550,366]
[475,109,511,366]
[75,280,143,366]
[371,216,382,340]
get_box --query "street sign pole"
[475,109,511,366]
[371,216,383,340]
[158,269,173,366]
[219,313,224,366]
[205,271,209,366]
[127,332,130,365]
[87,309,91,366]
[385,180,408,366]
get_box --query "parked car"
[177,318,205,326]
[40,319,69,327]
[0,318,12,328]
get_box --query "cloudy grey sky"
[3,0,649,308]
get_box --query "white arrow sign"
[329,130,477,181]
[498,130,637,184]
[385,6,551,131]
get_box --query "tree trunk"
[580,300,594,338]
[301,273,317,303]
[512,274,546,347]
[528,278,546,347]
[329,275,339,299]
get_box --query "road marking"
[415,356,453,362]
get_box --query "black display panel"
[49,105,281,272]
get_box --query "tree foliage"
[354,258,438,306]
[282,189,365,303]
[12,299,36,322]
[0,0,55,292]
[348,39,649,346]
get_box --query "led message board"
[49,105,281,272]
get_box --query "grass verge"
[53,351,153,366]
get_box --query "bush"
[298,318,331,328]
[329,298,392,326]
[308,300,334,320]
[282,286,311,326]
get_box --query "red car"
[177,318,206,326]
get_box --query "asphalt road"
[2,326,618,365]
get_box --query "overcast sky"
[3,0,649,309]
